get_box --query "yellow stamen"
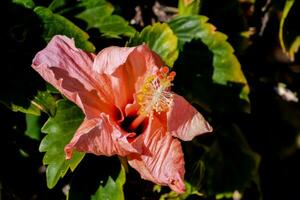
[137,67,175,117]
[129,67,175,131]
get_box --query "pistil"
[128,66,176,132]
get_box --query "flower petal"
[128,116,185,193]
[32,35,118,118]
[65,113,138,159]
[167,94,213,141]
[93,45,164,111]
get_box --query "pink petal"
[167,94,213,141]
[128,116,185,193]
[93,45,164,111]
[65,113,139,159]
[32,35,118,119]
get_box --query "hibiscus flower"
[32,35,212,193]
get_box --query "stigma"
[137,66,176,117]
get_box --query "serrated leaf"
[40,99,85,189]
[76,0,136,38]
[25,114,42,140]
[91,164,126,200]
[128,23,179,67]
[178,0,200,16]
[13,0,35,9]
[34,6,95,52]
[169,15,249,101]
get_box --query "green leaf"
[46,84,60,94]
[169,15,249,101]
[288,36,300,61]
[34,6,95,52]
[76,0,136,38]
[128,23,179,67]
[40,99,85,189]
[78,0,107,8]
[2,90,55,116]
[76,5,114,29]
[279,0,295,53]
[4,90,57,117]
[25,114,42,140]
[158,182,202,200]
[91,164,126,200]
[279,0,300,61]
[32,90,57,116]
[178,0,201,16]
[10,103,41,116]
[13,0,35,9]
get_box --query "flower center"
[137,66,176,117]
[128,66,175,131]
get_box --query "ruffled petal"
[128,116,185,193]
[65,113,138,159]
[93,45,164,111]
[32,35,118,118]
[167,94,213,141]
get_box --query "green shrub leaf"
[76,0,136,38]
[279,0,300,61]
[128,23,179,67]
[178,0,200,16]
[25,114,42,140]
[34,6,95,52]
[40,99,85,189]
[91,164,126,200]
[169,15,249,101]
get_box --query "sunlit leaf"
[278,0,300,61]
[34,6,95,52]
[13,0,35,9]
[32,90,56,116]
[78,0,107,8]
[25,114,41,140]
[158,182,202,200]
[128,23,179,67]
[169,15,249,101]
[76,0,136,38]
[91,164,126,200]
[10,103,41,116]
[40,99,85,189]
[279,0,295,53]
[288,36,300,61]
[7,90,57,117]
[178,0,200,16]
[76,5,114,29]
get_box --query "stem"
[128,114,146,131]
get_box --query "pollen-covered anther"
[137,66,176,117]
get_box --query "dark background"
[1,0,300,199]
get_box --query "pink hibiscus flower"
[32,35,212,193]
